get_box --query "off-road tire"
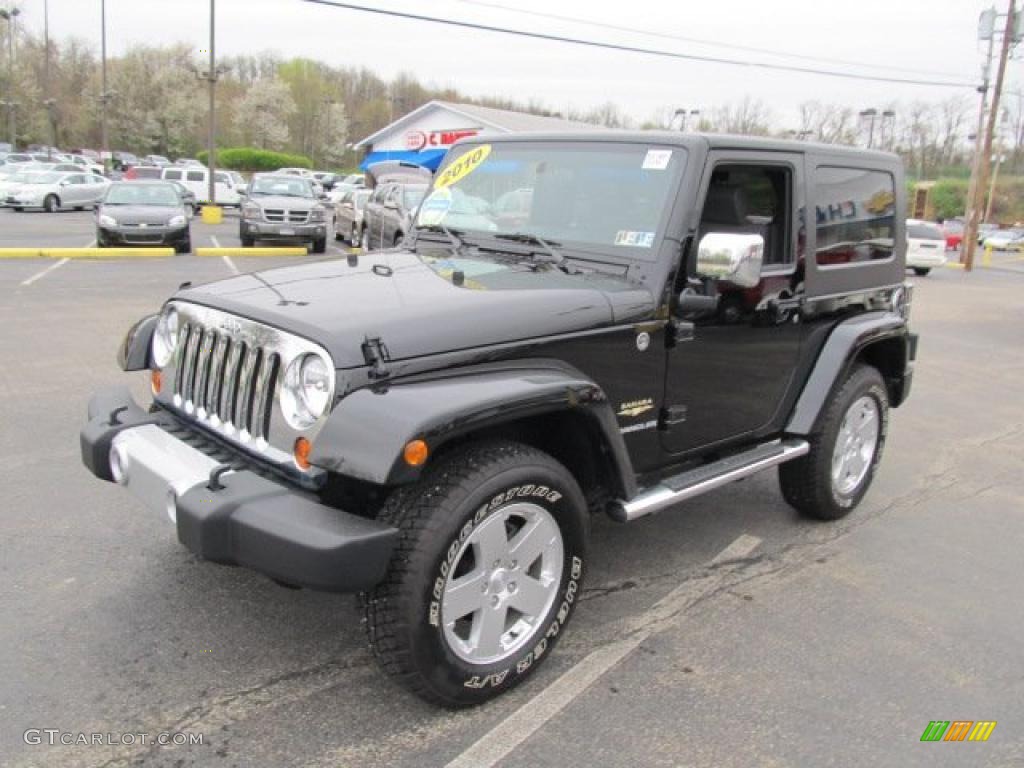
[44,195,59,213]
[312,237,327,254]
[913,267,931,276]
[175,237,192,254]
[779,364,889,520]
[364,440,589,707]
[240,233,255,248]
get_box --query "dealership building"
[354,100,595,171]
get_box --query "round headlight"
[151,306,179,369]
[280,353,332,429]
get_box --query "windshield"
[250,176,314,198]
[104,183,180,206]
[415,142,685,257]
[907,223,943,240]
[404,184,428,209]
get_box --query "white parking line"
[21,257,70,286]
[210,235,240,274]
[445,533,763,768]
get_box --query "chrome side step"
[610,439,810,522]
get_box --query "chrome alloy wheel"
[441,502,564,665]
[831,395,880,496]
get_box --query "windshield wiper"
[492,232,576,273]
[415,223,468,257]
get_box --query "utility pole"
[965,2,1016,272]
[859,108,878,148]
[963,14,996,264]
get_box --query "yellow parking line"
[0,247,174,259]
[194,247,309,257]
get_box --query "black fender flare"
[117,314,158,371]
[786,310,911,435]
[309,361,636,496]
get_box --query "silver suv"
[240,173,330,253]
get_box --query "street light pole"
[207,0,216,205]
[100,0,109,172]
[859,108,878,148]
[0,5,20,149]
[43,0,55,157]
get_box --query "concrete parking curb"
[195,247,309,257]
[0,248,174,259]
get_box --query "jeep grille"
[173,324,280,441]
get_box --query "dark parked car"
[96,181,191,252]
[166,180,197,214]
[239,173,330,252]
[81,133,915,707]
[361,162,431,250]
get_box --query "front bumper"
[80,387,397,592]
[240,219,326,242]
[99,225,189,246]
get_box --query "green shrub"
[196,148,313,172]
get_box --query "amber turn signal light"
[403,439,429,467]
[150,369,162,395]
[294,437,312,470]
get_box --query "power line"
[450,0,968,80]
[302,0,975,88]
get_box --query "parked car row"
[0,169,110,212]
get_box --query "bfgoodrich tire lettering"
[779,364,889,520]
[363,440,588,707]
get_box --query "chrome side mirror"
[696,233,764,288]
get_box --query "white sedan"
[5,171,110,212]
[982,228,1024,251]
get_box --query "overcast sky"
[17,0,1015,132]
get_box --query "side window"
[214,171,229,184]
[697,164,793,267]
[186,170,204,182]
[813,166,895,267]
[164,169,183,181]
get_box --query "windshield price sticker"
[615,230,655,248]
[642,149,672,171]
[435,145,492,189]
[418,188,453,226]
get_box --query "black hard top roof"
[451,129,898,162]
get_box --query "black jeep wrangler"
[81,132,915,706]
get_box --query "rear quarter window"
[813,166,896,267]
[186,171,204,182]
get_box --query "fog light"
[403,439,429,467]
[151,369,162,395]
[165,489,178,523]
[294,437,312,470]
[109,444,128,484]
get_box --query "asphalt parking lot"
[1,210,1023,768]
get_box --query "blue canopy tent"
[359,149,447,172]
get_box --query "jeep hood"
[174,249,653,368]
